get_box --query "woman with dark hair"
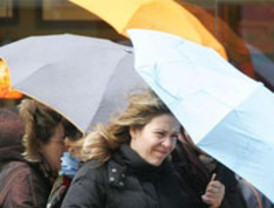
[0,99,67,208]
[172,127,247,208]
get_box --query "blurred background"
[1,0,274,106]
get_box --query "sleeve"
[61,161,106,208]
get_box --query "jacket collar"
[115,144,170,177]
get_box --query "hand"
[201,173,225,208]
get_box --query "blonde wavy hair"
[19,99,63,162]
[83,90,172,164]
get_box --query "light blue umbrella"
[128,29,274,202]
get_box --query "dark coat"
[0,161,52,208]
[62,144,191,208]
[172,141,247,208]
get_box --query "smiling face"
[129,113,180,166]
[39,123,66,173]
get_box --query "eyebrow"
[154,129,179,134]
[154,128,167,132]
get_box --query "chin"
[150,159,163,166]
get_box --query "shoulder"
[70,158,126,190]
[0,161,50,208]
[6,161,49,188]
[71,160,108,188]
[62,160,109,207]
[76,160,107,178]
[0,161,31,181]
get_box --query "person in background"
[47,122,84,208]
[61,90,225,208]
[0,99,67,208]
[172,127,247,208]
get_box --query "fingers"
[201,195,221,208]
[201,174,225,208]
[206,181,224,193]
[201,188,224,208]
[201,194,215,205]
[208,173,218,193]
[207,186,219,194]
[210,173,217,181]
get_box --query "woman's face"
[130,114,180,166]
[39,123,66,172]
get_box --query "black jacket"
[62,144,191,208]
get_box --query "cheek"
[45,145,63,162]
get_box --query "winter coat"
[0,161,52,208]
[62,144,191,208]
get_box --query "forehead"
[146,114,180,131]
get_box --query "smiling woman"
[61,90,191,208]
[129,114,180,166]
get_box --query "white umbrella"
[128,29,274,202]
[0,33,147,133]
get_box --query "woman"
[62,90,224,208]
[172,127,246,208]
[0,99,67,208]
[47,122,84,208]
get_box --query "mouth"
[154,149,168,157]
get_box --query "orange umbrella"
[0,59,22,99]
[68,0,228,59]
[177,1,256,78]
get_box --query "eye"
[155,131,165,138]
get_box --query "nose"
[161,138,174,150]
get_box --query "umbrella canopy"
[0,34,147,133]
[128,29,274,202]
[68,0,227,59]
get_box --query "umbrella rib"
[88,53,130,129]
[12,63,50,87]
